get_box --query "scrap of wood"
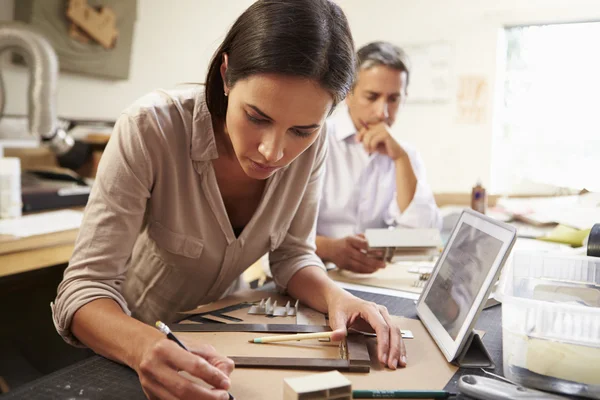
[343,334,372,371]
[66,0,119,49]
[230,356,358,372]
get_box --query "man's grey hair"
[356,41,411,86]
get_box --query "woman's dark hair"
[205,0,355,121]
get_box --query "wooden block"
[68,22,91,44]
[284,370,351,400]
[66,0,119,49]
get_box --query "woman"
[52,1,406,399]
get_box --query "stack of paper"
[496,193,600,229]
[0,210,83,238]
[365,228,442,262]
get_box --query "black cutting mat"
[0,356,145,400]
[1,290,503,399]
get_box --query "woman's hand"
[135,338,234,400]
[327,292,407,370]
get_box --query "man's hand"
[357,120,407,161]
[356,119,417,212]
[325,234,386,274]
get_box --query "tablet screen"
[424,223,503,339]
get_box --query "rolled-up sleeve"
[384,148,442,230]
[269,133,327,291]
[51,113,154,347]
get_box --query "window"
[492,22,600,194]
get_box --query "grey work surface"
[1,290,505,400]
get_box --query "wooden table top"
[0,229,79,278]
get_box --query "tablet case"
[452,330,495,368]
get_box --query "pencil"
[155,321,189,351]
[155,321,234,400]
[248,331,337,344]
[352,389,456,398]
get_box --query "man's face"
[346,65,408,129]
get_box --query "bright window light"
[492,22,600,193]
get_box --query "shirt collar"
[190,89,219,162]
[333,102,359,142]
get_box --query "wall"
[0,0,254,119]
[2,0,599,192]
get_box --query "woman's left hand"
[327,292,407,370]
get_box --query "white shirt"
[317,104,442,238]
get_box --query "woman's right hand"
[136,338,234,400]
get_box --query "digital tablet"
[416,209,517,362]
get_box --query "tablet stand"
[452,331,495,368]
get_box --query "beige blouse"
[52,87,327,346]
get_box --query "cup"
[0,157,22,219]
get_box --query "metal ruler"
[171,323,414,339]
[170,323,331,333]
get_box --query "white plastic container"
[0,157,22,219]
[502,251,600,399]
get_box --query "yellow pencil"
[248,331,338,344]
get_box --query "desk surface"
[1,289,505,400]
[0,193,570,279]
[0,229,78,278]
[0,207,85,278]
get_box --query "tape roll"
[587,223,600,257]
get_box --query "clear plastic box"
[502,251,600,399]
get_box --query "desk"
[0,229,79,278]
[0,228,266,285]
[1,289,505,400]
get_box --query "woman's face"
[223,72,333,180]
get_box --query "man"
[316,41,441,274]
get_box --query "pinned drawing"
[456,75,488,124]
[402,42,453,104]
